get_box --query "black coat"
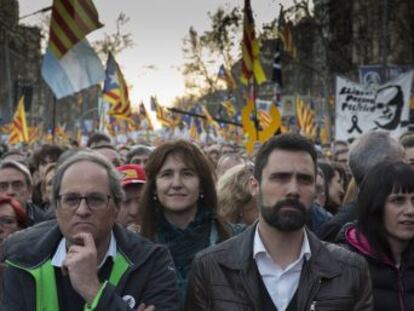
[0,220,179,311]
[337,223,414,311]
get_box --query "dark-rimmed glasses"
[57,193,112,210]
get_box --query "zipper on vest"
[309,301,317,311]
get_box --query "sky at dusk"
[19,0,294,109]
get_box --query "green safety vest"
[6,252,130,311]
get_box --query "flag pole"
[251,82,260,141]
[52,96,57,143]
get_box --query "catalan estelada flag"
[48,0,103,59]
[103,53,132,120]
[240,0,266,85]
[150,96,175,128]
[218,64,236,90]
[9,96,29,145]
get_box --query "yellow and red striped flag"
[103,53,132,120]
[28,125,42,145]
[240,0,266,85]
[296,96,317,140]
[278,8,297,59]
[258,110,272,129]
[9,96,29,145]
[48,0,103,59]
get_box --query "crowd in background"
[0,130,414,310]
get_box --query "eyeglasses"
[57,193,112,210]
[0,216,17,227]
[0,181,26,192]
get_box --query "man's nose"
[75,198,92,215]
[286,178,300,197]
[4,184,15,195]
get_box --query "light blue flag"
[41,39,105,99]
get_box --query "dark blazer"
[186,222,373,311]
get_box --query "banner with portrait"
[335,71,413,141]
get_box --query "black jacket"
[26,202,52,226]
[0,220,179,311]
[186,222,373,311]
[337,223,414,311]
[318,201,357,242]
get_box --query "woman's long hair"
[357,161,414,261]
[140,140,230,240]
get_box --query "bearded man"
[186,133,373,311]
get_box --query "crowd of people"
[0,130,413,310]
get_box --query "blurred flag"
[0,123,13,135]
[9,96,29,144]
[296,96,316,139]
[106,120,116,138]
[189,118,200,141]
[103,53,132,120]
[42,0,104,99]
[320,115,331,145]
[48,0,102,59]
[258,111,272,129]
[150,96,175,128]
[278,7,296,58]
[138,102,153,130]
[189,105,204,134]
[55,123,70,142]
[28,125,42,145]
[218,64,236,89]
[42,39,104,99]
[201,105,220,131]
[240,0,266,85]
[221,100,237,117]
[76,127,82,145]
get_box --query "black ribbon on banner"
[347,115,363,134]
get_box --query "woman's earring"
[199,193,204,199]
[153,194,158,201]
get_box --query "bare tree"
[92,13,133,57]
[181,7,242,98]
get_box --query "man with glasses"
[0,151,178,311]
[0,160,47,226]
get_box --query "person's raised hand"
[62,232,101,303]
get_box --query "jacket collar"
[215,221,341,279]
[4,220,160,272]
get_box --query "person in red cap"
[116,164,147,231]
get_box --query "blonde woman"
[217,163,258,225]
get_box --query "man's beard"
[260,197,308,232]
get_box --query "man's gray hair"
[52,150,124,208]
[349,131,405,185]
[0,160,32,187]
